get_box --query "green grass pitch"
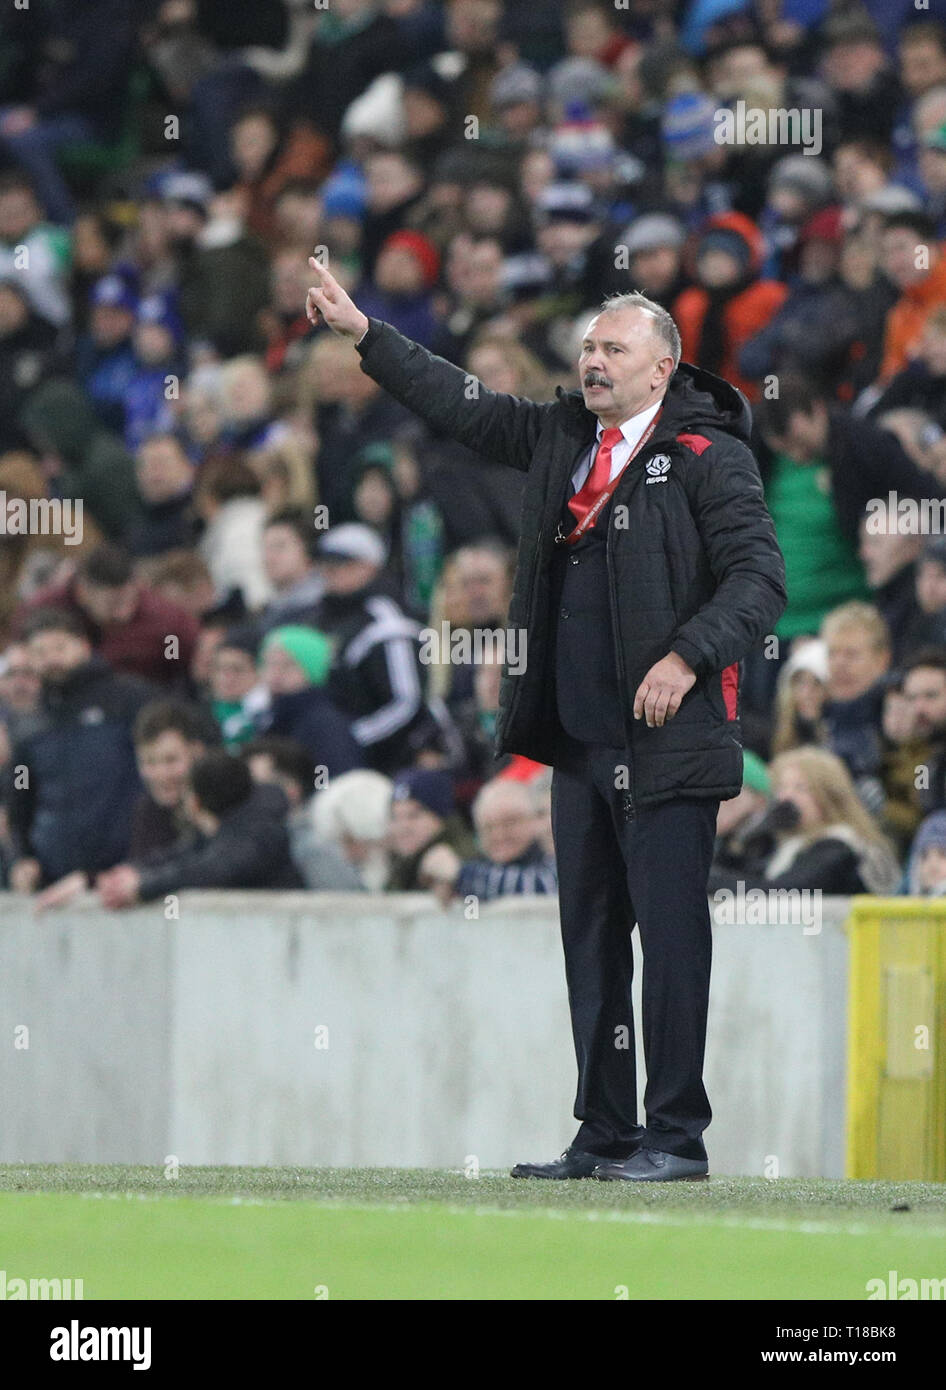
[1,1166,945,1300]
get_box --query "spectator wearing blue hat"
[123,294,187,453]
[76,273,139,435]
[906,810,946,895]
[385,766,477,892]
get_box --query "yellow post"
[846,897,946,1180]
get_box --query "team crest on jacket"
[645,453,672,483]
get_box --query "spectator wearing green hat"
[257,624,364,779]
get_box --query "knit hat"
[913,811,946,858]
[769,155,833,207]
[491,63,543,110]
[535,181,601,225]
[391,767,454,821]
[321,167,367,222]
[782,638,829,685]
[697,226,752,272]
[547,57,613,112]
[621,212,686,256]
[741,749,770,796]
[798,206,844,246]
[136,291,184,345]
[262,625,333,687]
[550,105,616,176]
[90,273,138,314]
[380,229,440,288]
[316,523,387,567]
[661,91,717,159]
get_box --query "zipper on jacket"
[606,506,636,820]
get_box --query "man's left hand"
[97,865,142,910]
[633,653,696,727]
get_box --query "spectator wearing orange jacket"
[673,212,788,401]
[877,209,946,383]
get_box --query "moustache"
[584,373,613,388]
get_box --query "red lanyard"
[555,406,664,546]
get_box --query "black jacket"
[356,319,787,807]
[135,784,303,900]
[8,656,153,882]
[756,408,946,548]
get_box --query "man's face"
[456,551,507,622]
[858,525,920,589]
[210,645,257,702]
[0,645,40,710]
[91,303,134,348]
[137,730,201,807]
[537,217,596,268]
[317,557,377,595]
[881,226,933,291]
[766,405,828,462]
[475,793,539,864]
[826,627,890,702]
[629,246,680,297]
[0,188,39,242]
[261,643,308,695]
[464,240,503,304]
[77,579,138,626]
[136,437,192,504]
[366,155,420,213]
[900,38,946,97]
[916,558,946,613]
[919,844,946,889]
[578,307,674,426]
[388,795,443,856]
[27,630,91,684]
[263,524,311,589]
[904,664,946,737]
[0,284,28,337]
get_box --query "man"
[310,523,441,775]
[97,750,303,908]
[902,646,946,814]
[305,262,786,1180]
[7,608,153,892]
[257,508,325,633]
[32,696,215,912]
[16,542,199,689]
[126,433,198,559]
[877,210,946,384]
[419,776,558,905]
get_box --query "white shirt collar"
[595,396,663,452]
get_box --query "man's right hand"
[305,258,369,341]
[9,858,41,894]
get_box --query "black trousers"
[550,730,719,1162]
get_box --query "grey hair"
[597,290,682,371]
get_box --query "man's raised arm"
[305,259,550,472]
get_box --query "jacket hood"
[18,379,102,462]
[555,359,752,446]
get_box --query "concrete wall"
[0,892,851,1176]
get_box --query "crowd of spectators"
[4,0,946,909]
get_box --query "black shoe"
[510,1148,605,1179]
[593,1149,709,1182]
